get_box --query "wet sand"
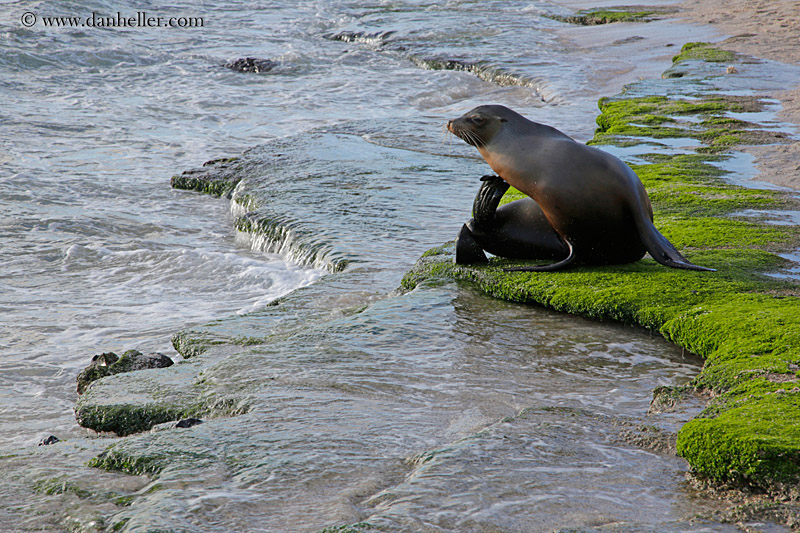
[680,0,800,190]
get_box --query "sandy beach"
[680,0,800,190]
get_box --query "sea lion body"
[448,105,713,272]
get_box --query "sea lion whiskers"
[446,119,487,148]
[468,129,486,147]
[459,127,486,148]
[441,124,453,147]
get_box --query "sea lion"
[447,104,714,272]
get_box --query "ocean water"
[0,0,750,531]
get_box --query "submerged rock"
[76,350,173,395]
[149,418,205,433]
[224,57,277,73]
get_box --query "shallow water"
[0,0,783,530]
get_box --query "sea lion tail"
[638,219,715,272]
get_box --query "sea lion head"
[446,105,517,148]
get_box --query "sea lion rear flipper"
[455,224,489,264]
[503,240,576,272]
[639,220,715,272]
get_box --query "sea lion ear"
[499,117,508,123]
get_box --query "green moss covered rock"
[76,350,173,395]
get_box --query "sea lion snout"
[446,115,488,148]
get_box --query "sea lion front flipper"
[456,175,508,264]
[503,239,576,272]
[472,175,509,226]
[455,223,489,264]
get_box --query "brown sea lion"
[447,104,714,272]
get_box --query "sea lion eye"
[470,116,486,125]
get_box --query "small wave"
[230,196,346,273]
[410,56,532,87]
[324,30,396,46]
[409,55,552,101]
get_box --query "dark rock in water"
[175,418,204,428]
[38,435,59,446]
[76,350,173,395]
[224,57,277,73]
[75,352,118,395]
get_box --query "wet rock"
[38,435,59,446]
[76,350,173,395]
[224,57,277,73]
[170,156,244,198]
[408,55,539,90]
[620,424,677,455]
[546,9,660,25]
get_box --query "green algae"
[76,385,250,436]
[32,476,138,519]
[648,385,696,414]
[547,9,655,25]
[404,43,800,493]
[591,94,787,152]
[170,156,243,198]
[111,518,131,531]
[171,330,220,358]
[76,350,174,395]
[75,401,201,437]
[34,477,94,499]
[88,448,167,476]
[89,439,219,477]
[672,42,736,64]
